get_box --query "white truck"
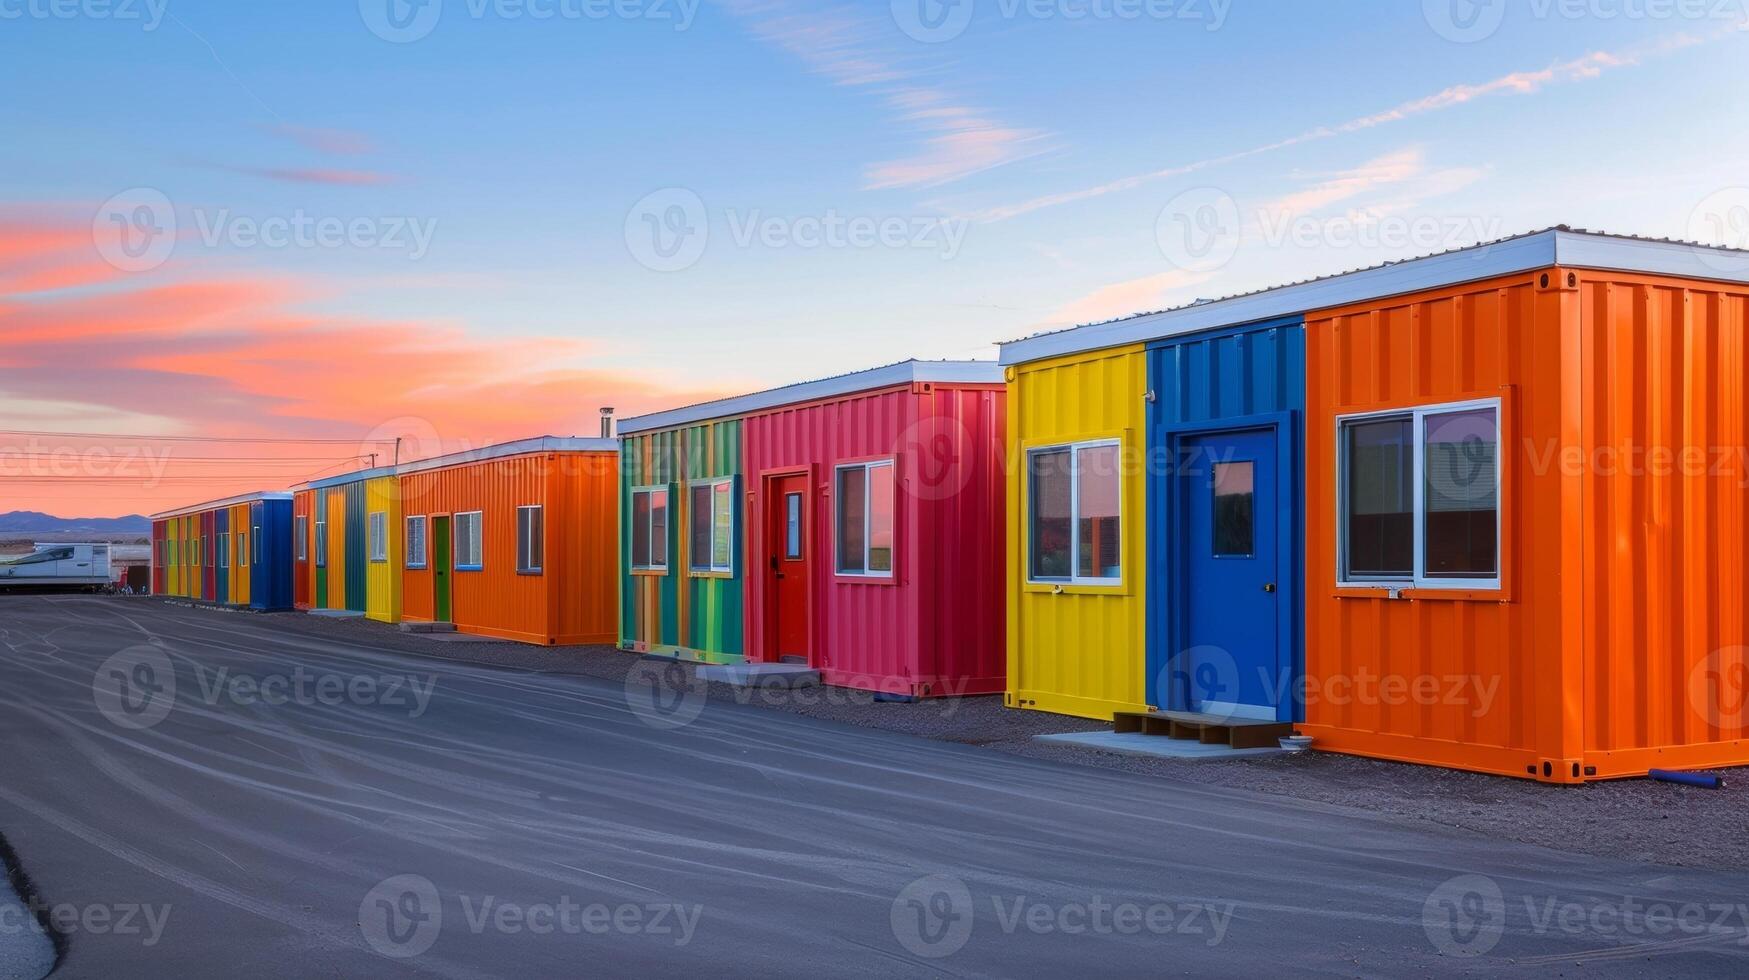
[0,543,115,590]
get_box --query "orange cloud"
[263,124,376,156]
[226,167,397,186]
[0,208,728,517]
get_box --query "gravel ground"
[159,599,1749,871]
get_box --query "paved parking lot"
[3,595,1747,977]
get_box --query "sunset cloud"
[720,0,1045,190]
[223,166,397,187]
[262,124,376,156]
[0,209,727,516]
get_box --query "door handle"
[1262,582,1276,593]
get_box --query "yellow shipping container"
[364,475,402,624]
[1005,344,1150,721]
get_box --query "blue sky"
[6,0,1749,407]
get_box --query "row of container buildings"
[152,228,1749,782]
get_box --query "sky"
[3,0,1748,516]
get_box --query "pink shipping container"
[739,361,1008,697]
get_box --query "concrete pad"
[696,663,821,689]
[420,632,500,644]
[399,621,456,634]
[306,609,365,619]
[1034,731,1287,761]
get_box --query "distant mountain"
[0,511,151,534]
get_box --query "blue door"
[1179,428,1280,720]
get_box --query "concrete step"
[696,663,821,690]
[307,609,365,619]
[399,621,457,634]
[1034,731,1288,761]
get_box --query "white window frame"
[252,524,261,565]
[368,511,388,563]
[236,530,247,568]
[1025,438,1123,587]
[295,516,308,562]
[314,520,327,568]
[455,511,484,571]
[687,478,735,575]
[218,532,229,570]
[833,459,895,579]
[630,486,669,572]
[1336,397,1502,591]
[517,505,544,574]
[405,515,427,569]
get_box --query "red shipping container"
[740,362,1007,697]
[292,490,313,610]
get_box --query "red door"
[768,474,811,662]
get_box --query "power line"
[0,455,369,463]
[0,430,399,445]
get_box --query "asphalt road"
[2,596,1747,978]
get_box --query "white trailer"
[0,543,114,589]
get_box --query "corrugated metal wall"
[1006,344,1151,720]
[218,504,236,605]
[1305,271,1570,779]
[230,502,251,607]
[548,452,620,645]
[1307,268,1749,781]
[364,476,402,624]
[344,481,367,613]
[151,520,165,595]
[915,384,1008,695]
[401,451,617,644]
[302,486,320,609]
[1577,271,1749,776]
[201,510,216,601]
[254,498,295,611]
[293,490,312,609]
[619,421,745,662]
[325,488,347,610]
[742,383,1006,696]
[167,517,181,597]
[1146,319,1306,719]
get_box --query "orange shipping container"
[398,438,619,645]
[1305,243,1749,781]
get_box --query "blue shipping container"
[251,496,295,611]
[1146,316,1305,723]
